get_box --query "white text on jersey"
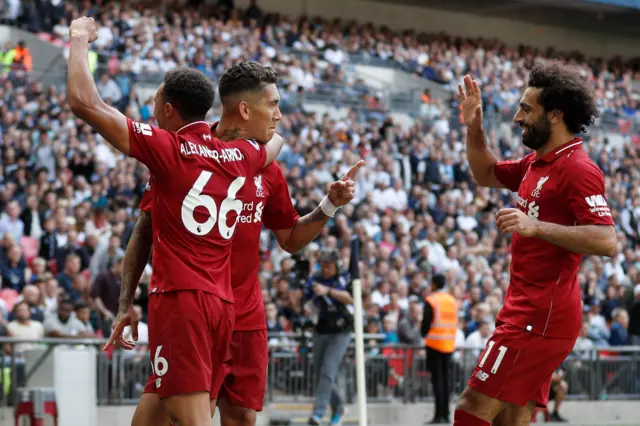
[180,141,245,163]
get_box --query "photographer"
[305,248,354,426]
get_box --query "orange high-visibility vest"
[424,291,458,354]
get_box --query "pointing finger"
[341,160,365,181]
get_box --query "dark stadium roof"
[374,0,640,37]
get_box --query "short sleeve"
[139,179,153,212]
[127,118,179,174]
[263,165,299,230]
[565,161,614,226]
[493,154,532,192]
[233,139,267,176]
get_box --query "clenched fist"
[69,17,98,43]
[496,208,539,237]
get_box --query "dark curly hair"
[527,61,599,134]
[163,68,215,121]
[218,61,278,103]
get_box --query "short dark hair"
[218,61,278,103]
[74,302,89,311]
[163,68,215,121]
[432,274,446,290]
[527,62,599,134]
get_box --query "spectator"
[43,298,90,338]
[464,321,491,364]
[265,301,283,333]
[609,308,630,346]
[19,195,45,240]
[56,253,81,293]
[549,369,569,422]
[89,234,123,280]
[397,300,423,346]
[91,253,124,335]
[1,245,28,291]
[382,314,399,344]
[73,302,95,337]
[6,301,44,354]
[10,284,44,322]
[0,200,25,242]
[573,321,595,360]
[43,277,60,314]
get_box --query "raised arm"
[459,75,506,189]
[67,17,130,155]
[272,161,364,253]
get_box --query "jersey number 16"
[181,171,246,239]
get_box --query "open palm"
[458,75,483,130]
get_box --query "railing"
[0,336,639,407]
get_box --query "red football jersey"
[127,119,266,302]
[494,138,614,340]
[139,175,153,212]
[231,161,299,330]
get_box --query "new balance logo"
[475,370,489,382]
[584,194,607,207]
[133,122,153,136]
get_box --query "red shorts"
[143,290,234,399]
[467,322,575,408]
[219,329,269,411]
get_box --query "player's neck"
[537,131,575,158]
[215,115,248,142]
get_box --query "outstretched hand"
[102,304,139,351]
[328,160,365,207]
[458,75,483,130]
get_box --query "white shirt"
[371,290,390,308]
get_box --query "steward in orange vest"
[421,273,458,424]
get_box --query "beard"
[521,115,551,150]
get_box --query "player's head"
[218,61,281,143]
[513,61,598,150]
[154,68,215,131]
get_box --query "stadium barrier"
[0,336,638,408]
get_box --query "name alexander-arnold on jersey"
[180,141,245,163]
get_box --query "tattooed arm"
[119,210,153,311]
[272,207,331,254]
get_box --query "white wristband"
[319,196,340,218]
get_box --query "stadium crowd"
[0,1,639,371]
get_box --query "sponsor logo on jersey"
[238,201,264,224]
[584,194,612,217]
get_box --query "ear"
[549,109,564,124]
[239,101,250,121]
[164,102,173,118]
